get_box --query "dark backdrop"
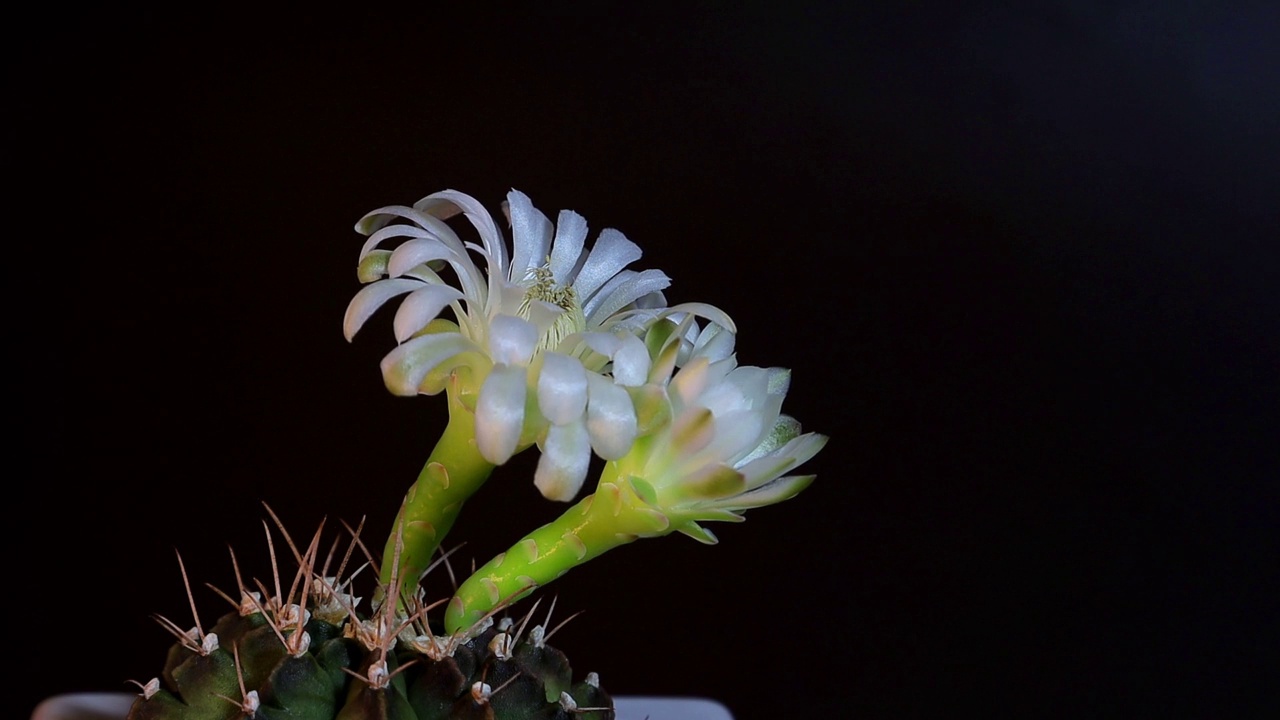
[13,4,1277,718]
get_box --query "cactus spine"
[128,515,614,720]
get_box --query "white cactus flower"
[344,189,733,501]
[611,335,826,543]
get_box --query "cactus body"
[128,525,613,720]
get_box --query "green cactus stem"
[445,461,669,633]
[379,374,495,602]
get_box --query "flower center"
[519,265,586,350]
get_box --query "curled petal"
[387,238,459,278]
[534,422,591,502]
[393,285,466,342]
[585,373,638,460]
[416,189,507,270]
[537,353,588,425]
[379,332,478,396]
[475,364,528,464]
[344,279,421,342]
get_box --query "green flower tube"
[379,375,495,600]
[445,463,669,633]
[445,356,826,633]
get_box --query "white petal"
[387,238,457,278]
[488,315,538,366]
[416,190,508,272]
[537,353,588,425]
[662,302,738,334]
[392,285,466,342]
[507,190,553,277]
[358,222,435,261]
[534,422,591,501]
[701,366,767,417]
[580,332,622,358]
[737,433,827,488]
[379,332,478,396]
[699,408,766,465]
[611,334,650,387]
[571,228,641,300]
[584,269,672,326]
[524,299,567,339]
[548,209,588,284]
[691,321,737,363]
[355,206,468,258]
[343,279,421,341]
[475,364,528,464]
[585,373,638,460]
[736,415,802,466]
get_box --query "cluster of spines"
[126,512,614,720]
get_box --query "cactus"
[128,512,612,720]
[125,188,823,720]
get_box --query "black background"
[13,4,1277,718]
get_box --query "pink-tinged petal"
[585,373,638,460]
[488,314,538,366]
[572,227,642,301]
[549,209,588,284]
[668,406,715,457]
[537,353,588,425]
[344,279,421,342]
[476,364,528,464]
[670,356,711,407]
[392,284,466,343]
[611,334,650,387]
[534,421,591,502]
[507,189,553,277]
[379,332,478,396]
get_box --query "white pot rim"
[32,691,735,720]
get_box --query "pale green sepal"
[674,464,746,501]
[676,521,719,545]
[684,508,746,523]
[627,475,658,506]
[709,474,815,510]
[735,415,802,466]
[626,383,672,436]
[357,249,391,282]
